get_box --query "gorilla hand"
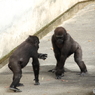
[55,69,64,79]
[38,53,47,60]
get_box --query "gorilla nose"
[57,39,63,44]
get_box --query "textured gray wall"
[0,0,89,59]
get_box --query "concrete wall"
[0,0,91,59]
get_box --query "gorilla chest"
[56,43,73,55]
[56,43,63,49]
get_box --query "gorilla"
[8,35,47,92]
[49,26,87,79]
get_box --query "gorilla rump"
[50,27,87,79]
[8,35,47,92]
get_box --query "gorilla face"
[55,35,64,44]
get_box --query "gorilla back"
[9,36,39,68]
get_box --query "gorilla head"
[54,27,67,44]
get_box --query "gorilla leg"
[74,48,87,75]
[12,74,23,87]
[10,73,22,92]
[8,63,22,92]
[32,58,40,85]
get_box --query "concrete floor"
[0,2,95,95]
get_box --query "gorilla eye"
[56,35,63,38]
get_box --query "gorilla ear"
[28,35,33,41]
[29,35,33,38]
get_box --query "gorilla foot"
[34,82,40,85]
[80,72,88,76]
[56,76,62,79]
[9,87,22,92]
[77,72,88,76]
[17,83,24,87]
[56,74,64,79]
[48,69,56,73]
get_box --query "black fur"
[8,35,47,92]
[50,27,87,79]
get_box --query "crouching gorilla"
[49,27,87,79]
[8,35,47,92]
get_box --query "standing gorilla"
[50,27,87,79]
[8,35,47,92]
